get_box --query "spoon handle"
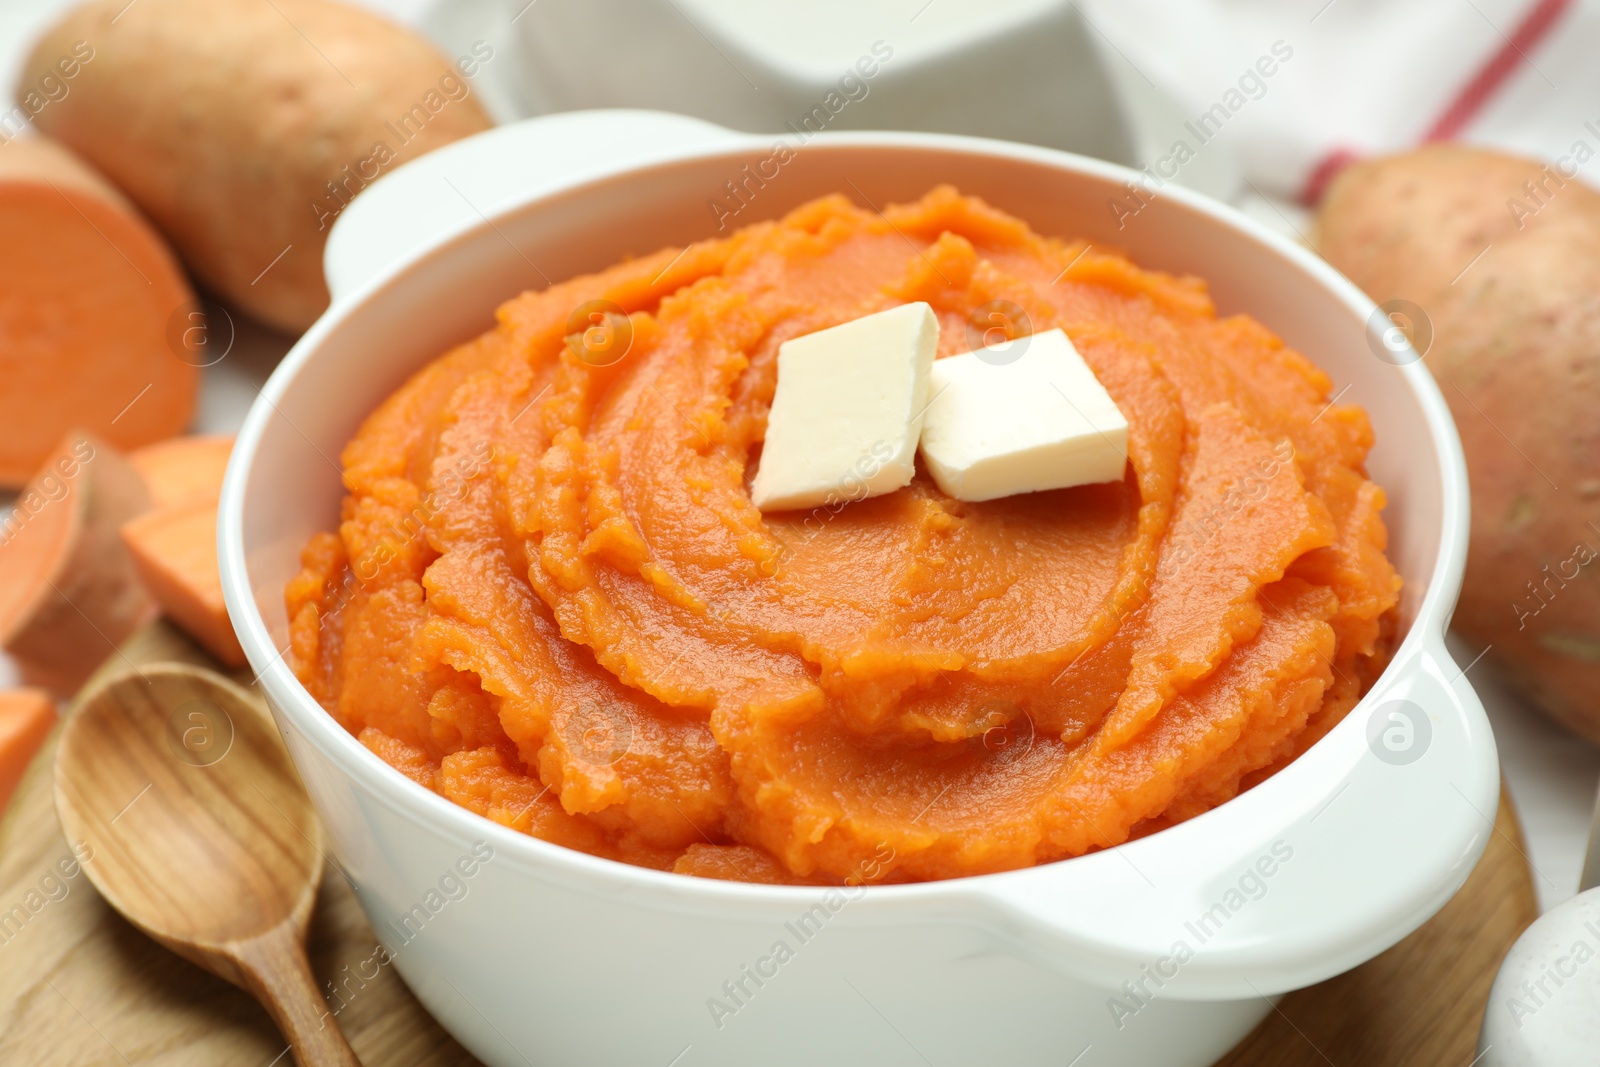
[233,926,364,1067]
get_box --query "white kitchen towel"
[1078,0,1596,202]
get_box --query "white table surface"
[1,0,1594,915]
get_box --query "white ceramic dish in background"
[422,0,1132,154]
[219,111,1497,1067]
[417,0,1241,203]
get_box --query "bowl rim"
[218,122,1473,913]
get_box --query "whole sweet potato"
[1319,144,1600,743]
[18,0,493,332]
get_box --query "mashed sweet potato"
[287,187,1399,884]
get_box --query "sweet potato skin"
[20,0,493,333]
[1319,144,1600,742]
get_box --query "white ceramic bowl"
[219,111,1497,1067]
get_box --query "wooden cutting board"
[1214,779,1538,1066]
[0,623,1538,1066]
[0,624,476,1067]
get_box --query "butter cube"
[918,328,1127,502]
[751,302,938,511]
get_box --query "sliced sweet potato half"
[0,138,198,487]
[0,688,56,813]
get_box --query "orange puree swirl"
[287,187,1400,884]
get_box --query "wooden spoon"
[54,661,361,1067]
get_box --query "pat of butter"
[918,328,1128,502]
[751,302,938,511]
